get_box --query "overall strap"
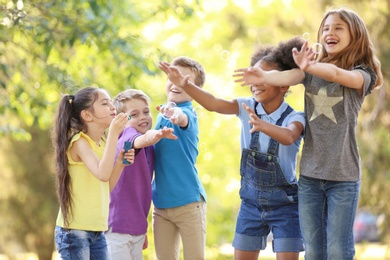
[249,101,294,154]
[248,101,261,151]
[267,105,293,155]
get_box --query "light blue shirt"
[236,97,306,183]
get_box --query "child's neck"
[262,100,283,115]
[84,126,106,145]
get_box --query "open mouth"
[170,88,181,94]
[326,39,339,47]
[252,89,264,95]
[139,122,149,127]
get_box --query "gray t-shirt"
[300,65,376,181]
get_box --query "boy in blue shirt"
[153,56,207,260]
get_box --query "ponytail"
[52,94,75,227]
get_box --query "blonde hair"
[113,89,150,113]
[317,8,383,88]
[171,56,206,87]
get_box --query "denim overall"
[233,103,302,252]
[240,104,296,191]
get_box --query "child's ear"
[80,110,93,122]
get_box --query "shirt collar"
[256,101,288,122]
[177,101,192,108]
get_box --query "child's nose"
[328,28,335,35]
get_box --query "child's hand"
[143,235,148,250]
[293,41,317,71]
[118,148,135,166]
[157,126,178,140]
[159,61,191,88]
[109,113,128,136]
[158,104,179,119]
[169,107,183,125]
[156,104,184,125]
[233,67,265,86]
[242,103,264,134]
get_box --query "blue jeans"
[54,226,109,260]
[298,175,360,260]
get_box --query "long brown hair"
[317,8,383,88]
[52,87,100,227]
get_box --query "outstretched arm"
[133,127,178,149]
[233,67,304,88]
[242,104,304,146]
[293,41,364,94]
[159,61,239,115]
[110,127,177,190]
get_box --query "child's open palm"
[292,41,317,71]
[233,67,265,87]
[157,126,178,140]
[242,103,264,134]
[159,61,190,88]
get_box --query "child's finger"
[124,149,135,165]
[232,72,244,77]
[242,103,254,114]
[234,68,247,73]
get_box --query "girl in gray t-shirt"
[234,7,383,260]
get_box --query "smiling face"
[250,60,288,113]
[124,98,152,134]
[165,66,196,104]
[321,14,351,57]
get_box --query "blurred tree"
[0,126,56,259]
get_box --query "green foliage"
[1,0,390,259]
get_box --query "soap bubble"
[192,106,204,119]
[312,43,323,55]
[220,50,230,61]
[160,102,180,120]
[303,32,310,41]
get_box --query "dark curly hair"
[250,36,305,71]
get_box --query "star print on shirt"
[306,88,343,123]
